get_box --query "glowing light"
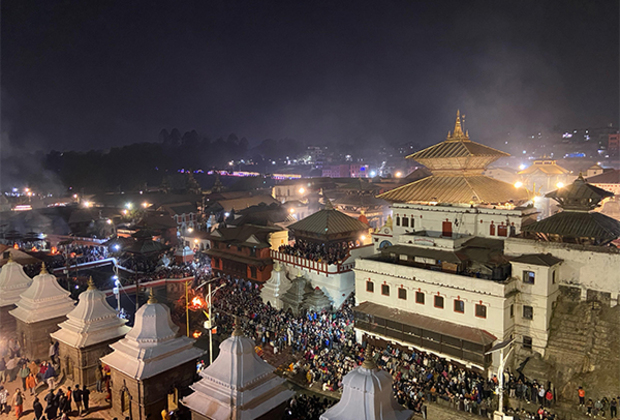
[188,227,194,233]
[556,182,564,189]
[194,239,199,244]
[122,209,128,215]
[73,194,78,199]
[24,188,30,193]
[114,244,121,251]
[298,187,305,194]
[395,172,402,178]
[106,219,113,224]
[361,235,367,241]
[533,196,541,203]
[13,244,18,249]
[125,202,133,210]
[224,212,230,217]
[192,331,202,338]
[142,202,149,208]
[370,171,376,177]
[518,164,526,170]
[289,208,295,214]
[51,247,58,255]
[83,201,92,208]
[189,296,204,310]
[514,182,523,189]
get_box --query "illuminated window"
[398,288,407,300]
[523,271,535,284]
[381,284,390,296]
[434,295,444,308]
[454,299,464,313]
[366,281,374,293]
[475,304,487,318]
[415,291,425,304]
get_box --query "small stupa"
[0,254,33,336]
[260,261,290,310]
[279,274,313,316]
[320,346,413,420]
[9,263,75,360]
[182,317,294,420]
[51,278,130,387]
[100,290,203,420]
[301,286,332,313]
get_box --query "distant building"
[206,224,287,283]
[609,132,620,156]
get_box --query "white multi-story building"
[354,112,620,375]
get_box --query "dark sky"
[1,0,619,152]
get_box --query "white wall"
[505,238,620,304]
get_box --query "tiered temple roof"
[9,264,75,323]
[51,279,130,348]
[379,111,528,205]
[0,255,33,307]
[320,346,413,420]
[523,175,620,243]
[100,293,202,380]
[287,198,369,240]
[182,320,294,420]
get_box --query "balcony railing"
[270,249,355,276]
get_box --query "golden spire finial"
[361,345,377,369]
[87,277,96,290]
[147,288,157,304]
[7,252,14,263]
[232,316,243,336]
[40,262,48,274]
[453,110,465,138]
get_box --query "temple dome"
[0,258,33,307]
[182,321,294,420]
[100,294,203,380]
[51,280,130,348]
[9,264,75,323]
[320,348,413,420]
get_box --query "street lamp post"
[485,339,514,420]
[197,278,225,364]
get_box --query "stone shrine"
[9,263,75,360]
[51,279,130,387]
[0,255,32,336]
[100,292,203,420]
[182,319,294,420]
[320,346,413,420]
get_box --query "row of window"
[395,216,414,228]
[366,281,488,318]
[510,303,534,320]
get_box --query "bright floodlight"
[188,227,194,233]
[83,201,92,208]
[395,172,402,178]
[114,244,120,251]
[106,219,112,224]
[224,212,230,217]
[519,164,526,170]
[533,196,540,203]
[142,202,149,208]
[556,182,564,188]
[370,171,376,177]
[289,208,295,213]
[514,181,523,188]
[361,235,367,241]
[126,202,133,210]
[298,187,305,194]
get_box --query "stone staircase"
[541,298,620,399]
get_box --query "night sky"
[1,1,619,153]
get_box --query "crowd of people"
[278,239,353,265]
[207,277,599,420]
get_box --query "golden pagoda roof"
[518,159,570,176]
[407,111,509,172]
[377,174,529,204]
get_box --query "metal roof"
[377,175,529,204]
[522,211,620,241]
[587,169,620,185]
[355,301,497,346]
[287,203,369,236]
[545,175,614,210]
[510,253,563,267]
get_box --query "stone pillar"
[16,316,65,361]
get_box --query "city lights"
[106,219,113,224]
[142,202,149,208]
[556,182,564,188]
[83,201,92,208]
[514,182,523,188]
[126,202,133,210]
[298,187,305,194]
[395,172,402,178]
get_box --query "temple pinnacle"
[361,345,377,369]
[87,277,96,290]
[40,262,48,274]
[147,288,157,304]
[232,316,243,336]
